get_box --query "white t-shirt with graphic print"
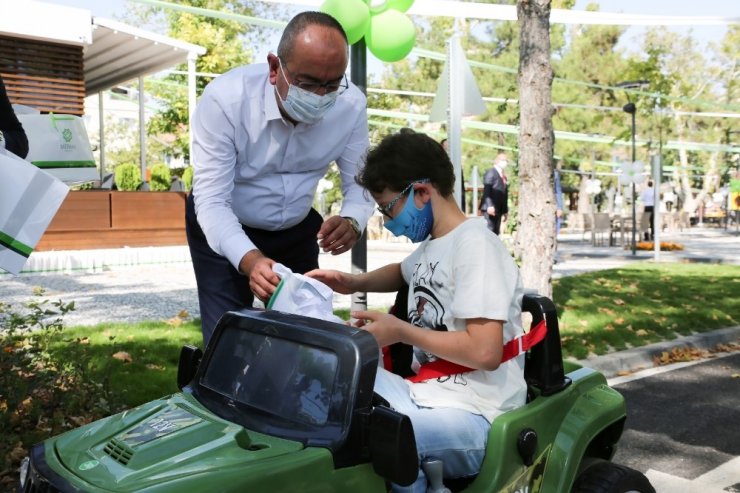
[400,217,527,422]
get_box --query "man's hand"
[238,249,279,302]
[486,205,496,216]
[317,215,359,255]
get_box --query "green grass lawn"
[553,263,740,359]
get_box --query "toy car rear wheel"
[572,461,655,493]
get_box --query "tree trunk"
[515,0,555,299]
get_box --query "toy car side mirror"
[368,405,419,486]
[177,345,203,390]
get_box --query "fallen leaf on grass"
[614,317,625,325]
[635,329,649,337]
[178,310,189,318]
[112,351,133,363]
[604,325,615,332]
[598,307,616,316]
[613,299,626,306]
[166,317,183,327]
[146,364,165,371]
[10,442,27,462]
[579,320,589,327]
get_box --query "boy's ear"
[413,182,433,202]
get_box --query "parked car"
[19,294,654,493]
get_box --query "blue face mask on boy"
[383,184,433,243]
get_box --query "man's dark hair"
[277,12,348,62]
[358,129,455,197]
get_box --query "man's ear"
[267,53,279,85]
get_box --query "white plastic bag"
[18,113,98,184]
[0,148,69,274]
[267,263,344,324]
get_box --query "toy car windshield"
[201,329,338,426]
[187,309,380,451]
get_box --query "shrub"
[182,166,193,191]
[0,292,125,486]
[150,163,171,192]
[115,163,142,191]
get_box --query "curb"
[573,325,740,378]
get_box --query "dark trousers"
[186,193,322,345]
[644,206,654,240]
[484,212,503,235]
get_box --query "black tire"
[572,462,655,493]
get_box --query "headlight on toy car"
[18,456,29,490]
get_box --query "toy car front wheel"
[572,461,655,493]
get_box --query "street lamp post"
[616,80,648,256]
[623,101,637,255]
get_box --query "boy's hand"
[350,310,404,348]
[305,268,355,294]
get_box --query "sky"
[39,0,739,67]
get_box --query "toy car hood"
[51,394,303,490]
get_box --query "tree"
[133,0,258,161]
[516,0,555,298]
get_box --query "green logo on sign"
[62,128,73,142]
[79,460,99,471]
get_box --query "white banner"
[19,113,98,184]
[0,149,69,275]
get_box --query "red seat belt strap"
[405,320,547,383]
[500,320,547,364]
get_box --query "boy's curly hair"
[358,129,455,196]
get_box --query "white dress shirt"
[192,63,373,269]
[641,186,655,207]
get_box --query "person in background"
[479,152,509,235]
[0,75,29,159]
[186,11,373,345]
[640,180,655,240]
[308,130,526,493]
[554,160,564,236]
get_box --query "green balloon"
[320,0,370,45]
[387,0,415,12]
[366,9,416,62]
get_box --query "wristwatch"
[0,130,5,149]
[343,216,362,239]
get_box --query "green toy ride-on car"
[18,294,654,493]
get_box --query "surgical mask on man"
[383,187,433,243]
[276,60,338,124]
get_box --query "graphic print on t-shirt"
[407,261,469,384]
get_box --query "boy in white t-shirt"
[307,130,527,492]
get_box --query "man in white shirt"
[187,11,373,344]
[640,180,655,240]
